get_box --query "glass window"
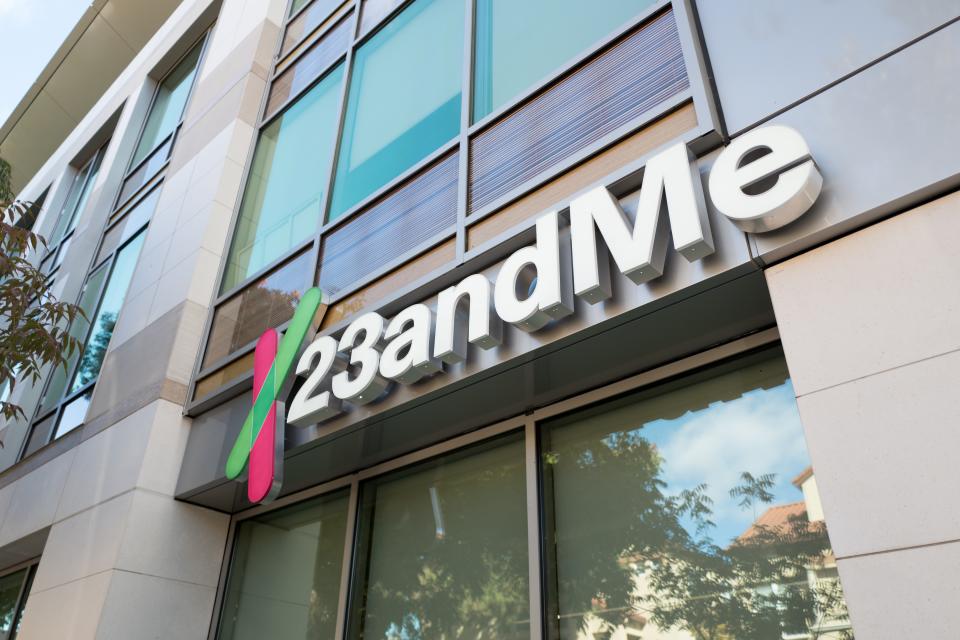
[117,135,172,206]
[37,264,109,415]
[472,0,652,121]
[329,0,463,220]
[21,415,55,459]
[541,351,852,639]
[204,251,312,369]
[12,189,46,232]
[131,39,204,167]
[53,391,92,440]
[221,65,344,292]
[49,147,104,247]
[348,434,529,640]
[97,187,160,266]
[69,230,147,392]
[218,490,350,640]
[290,0,312,16]
[0,567,29,637]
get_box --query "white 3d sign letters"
[288,125,822,425]
[570,141,714,303]
[708,124,823,233]
[494,211,574,332]
[433,274,502,365]
[379,304,441,384]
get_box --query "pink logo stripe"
[249,328,279,503]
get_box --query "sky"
[647,381,811,544]
[0,0,92,126]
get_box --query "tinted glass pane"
[0,568,27,634]
[542,351,853,639]
[14,190,46,232]
[39,251,57,277]
[97,187,160,266]
[290,0,312,16]
[204,251,311,368]
[282,0,344,56]
[473,0,652,121]
[70,231,147,392]
[37,264,109,414]
[358,0,402,37]
[329,0,463,219]
[50,148,103,245]
[218,490,349,640]
[132,39,203,166]
[221,65,343,292]
[269,15,351,118]
[22,415,55,459]
[349,434,529,639]
[118,136,171,206]
[53,390,92,439]
[51,234,72,271]
[10,566,32,638]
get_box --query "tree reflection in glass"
[349,433,530,640]
[218,490,349,640]
[542,351,854,640]
[69,230,146,393]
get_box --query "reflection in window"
[329,0,463,220]
[473,0,652,121]
[49,146,105,247]
[0,565,34,638]
[131,39,204,167]
[218,490,350,640]
[37,264,109,415]
[96,187,161,267]
[204,251,311,368]
[349,434,529,640]
[221,65,343,292]
[21,415,55,459]
[70,230,147,392]
[541,351,854,640]
[53,390,92,440]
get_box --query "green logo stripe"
[225,288,323,480]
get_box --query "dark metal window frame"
[190,0,722,412]
[113,30,212,214]
[0,558,38,640]
[206,329,781,640]
[38,144,109,281]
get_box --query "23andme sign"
[228,125,823,502]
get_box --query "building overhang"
[0,0,181,193]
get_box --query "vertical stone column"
[767,192,960,640]
[14,0,288,637]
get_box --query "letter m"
[569,142,714,304]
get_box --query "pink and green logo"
[224,287,323,503]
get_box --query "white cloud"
[651,385,810,542]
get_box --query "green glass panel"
[473,0,653,121]
[131,39,203,166]
[37,264,109,414]
[349,434,529,639]
[329,0,463,220]
[542,351,853,639]
[289,0,310,15]
[0,568,27,634]
[70,231,147,392]
[221,65,344,292]
[218,490,349,640]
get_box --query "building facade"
[0,0,958,638]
